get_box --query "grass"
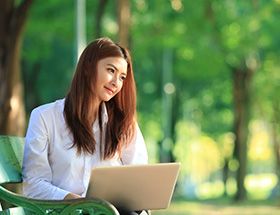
[151,198,280,215]
[151,173,280,214]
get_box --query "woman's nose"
[111,76,118,87]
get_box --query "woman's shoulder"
[31,99,65,116]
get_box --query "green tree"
[0,0,32,135]
[22,0,75,114]
[20,0,280,201]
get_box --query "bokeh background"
[1,0,280,214]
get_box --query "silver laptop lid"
[86,163,180,211]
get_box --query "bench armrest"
[0,185,119,215]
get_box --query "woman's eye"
[107,68,114,73]
[120,76,126,81]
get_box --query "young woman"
[22,38,148,215]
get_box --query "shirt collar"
[93,102,108,132]
[100,102,108,125]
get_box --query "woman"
[22,38,148,215]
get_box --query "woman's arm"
[121,123,148,165]
[22,107,71,200]
[64,193,81,199]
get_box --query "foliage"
[22,0,75,113]
[20,0,280,200]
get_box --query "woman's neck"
[89,101,101,125]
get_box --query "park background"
[1,0,280,214]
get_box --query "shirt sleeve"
[22,108,70,200]
[121,123,148,165]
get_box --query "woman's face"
[95,57,128,103]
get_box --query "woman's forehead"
[99,57,128,71]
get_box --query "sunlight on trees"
[172,118,277,200]
[245,173,278,199]
[248,120,272,162]
[1,0,278,206]
[103,17,118,35]
[174,121,222,197]
[196,181,224,199]
[219,133,234,161]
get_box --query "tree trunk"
[159,49,177,163]
[232,66,253,201]
[271,102,280,197]
[272,121,280,179]
[95,0,108,38]
[0,0,32,135]
[117,0,130,48]
[168,88,179,163]
[222,158,230,196]
[22,61,41,111]
[158,91,178,163]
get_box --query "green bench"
[0,135,119,215]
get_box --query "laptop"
[86,162,180,211]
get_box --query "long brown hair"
[64,38,136,159]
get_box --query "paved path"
[152,201,280,215]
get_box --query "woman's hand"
[64,193,82,199]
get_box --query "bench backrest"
[0,136,24,184]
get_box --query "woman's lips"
[104,86,114,95]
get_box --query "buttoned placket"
[83,103,109,195]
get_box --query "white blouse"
[22,99,148,200]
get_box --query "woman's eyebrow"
[107,63,127,75]
[107,63,118,71]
